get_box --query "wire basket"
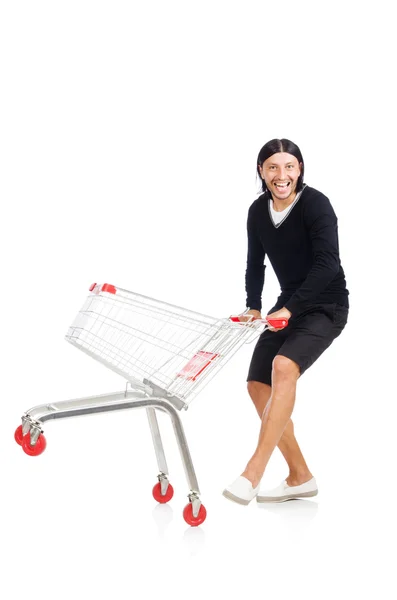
[66,283,265,406]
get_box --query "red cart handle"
[266,318,289,329]
[229,315,289,329]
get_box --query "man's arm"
[245,204,266,312]
[284,194,341,316]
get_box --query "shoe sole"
[256,489,318,503]
[222,489,255,505]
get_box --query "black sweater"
[245,184,349,315]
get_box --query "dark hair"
[257,138,304,194]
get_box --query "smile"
[274,182,290,189]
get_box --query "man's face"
[259,152,302,202]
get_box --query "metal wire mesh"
[66,285,264,405]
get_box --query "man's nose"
[278,167,287,180]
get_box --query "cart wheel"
[14,425,25,446]
[21,431,47,456]
[183,502,207,527]
[152,481,174,504]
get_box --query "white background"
[1,1,396,598]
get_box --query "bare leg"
[241,355,305,488]
[248,380,313,486]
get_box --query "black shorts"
[247,302,349,385]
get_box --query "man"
[223,138,349,505]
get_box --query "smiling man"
[223,138,349,506]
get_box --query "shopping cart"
[14,283,288,526]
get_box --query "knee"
[247,380,269,399]
[247,380,259,398]
[272,355,300,380]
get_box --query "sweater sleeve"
[284,194,340,316]
[245,203,266,311]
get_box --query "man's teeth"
[275,183,290,188]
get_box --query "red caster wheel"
[183,503,207,527]
[14,425,24,446]
[21,431,47,456]
[152,482,174,504]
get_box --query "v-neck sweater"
[269,185,305,226]
[245,184,349,315]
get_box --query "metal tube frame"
[21,387,202,516]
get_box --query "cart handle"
[229,315,289,329]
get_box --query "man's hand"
[238,309,262,322]
[265,307,292,331]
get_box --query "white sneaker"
[256,477,318,503]
[222,476,260,505]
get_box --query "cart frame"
[15,283,287,526]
